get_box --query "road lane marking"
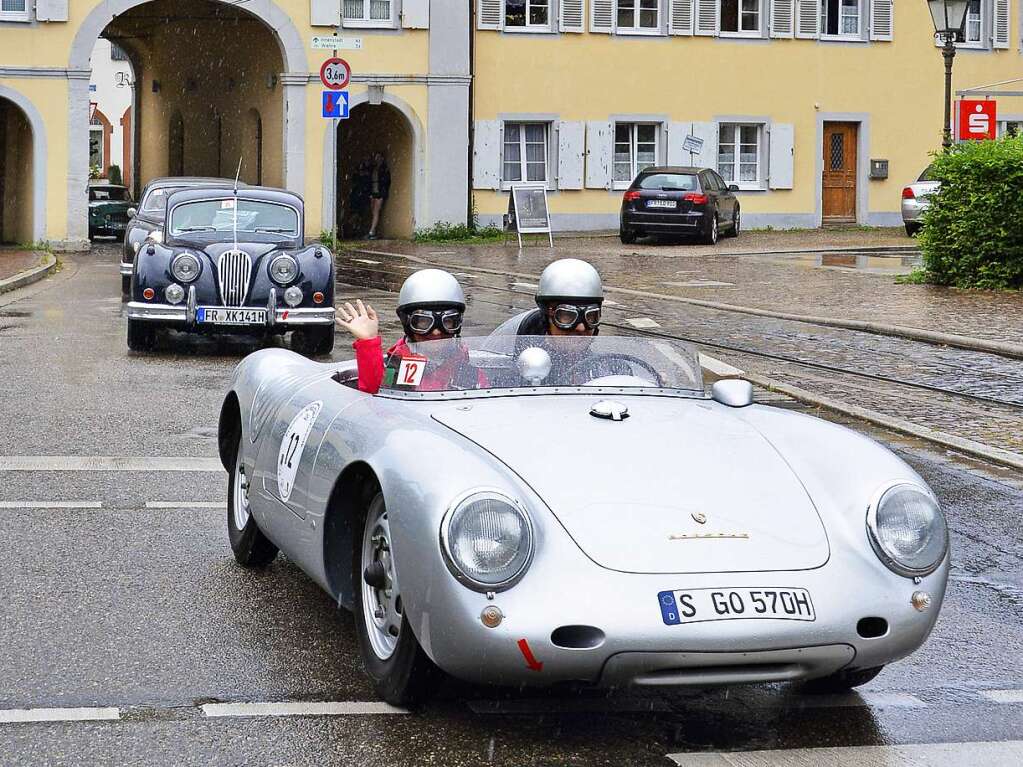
[352,258,380,265]
[625,317,661,329]
[667,740,1023,766]
[0,707,119,724]
[145,501,224,509]
[785,691,926,709]
[699,353,745,378]
[0,501,102,509]
[980,689,1023,704]
[201,702,408,718]
[0,456,224,473]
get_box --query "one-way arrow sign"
[322,90,349,119]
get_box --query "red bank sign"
[958,100,997,141]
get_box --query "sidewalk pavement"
[351,227,1023,347]
[0,250,44,283]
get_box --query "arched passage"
[0,86,45,244]
[67,0,308,243]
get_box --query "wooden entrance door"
[822,122,857,222]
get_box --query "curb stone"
[0,253,58,295]
[351,247,1023,361]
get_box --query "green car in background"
[88,183,134,240]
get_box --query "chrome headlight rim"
[269,254,299,285]
[866,480,948,578]
[170,253,201,283]
[439,487,535,593]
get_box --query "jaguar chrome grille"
[217,250,252,306]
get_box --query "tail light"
[902,187,915,200]
[623,190,641,202]
[683,193,709,205]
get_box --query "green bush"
[413,221,503,243]
[918,136,1023,289]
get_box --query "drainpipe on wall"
[466,1,475,229]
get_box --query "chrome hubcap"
[233,451,251,530]
[361,503,401,660]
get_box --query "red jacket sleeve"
[353,336,384,394]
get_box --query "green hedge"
[918,136,1023,289]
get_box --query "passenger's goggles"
[549,303,602,330]
[407,308,463,335]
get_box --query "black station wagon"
[619,166,740,245]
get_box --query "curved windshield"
[169,198,300,237]
[142,187,177,213]
[377,336,703,396]
[90,187,130,202]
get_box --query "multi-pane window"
[89,124,105,172]
[505,0,550,27]
[718,124,761,184]
[0,0,28,19]
[617,0,660,31]
[720,0,760,34]
[821,0,860,36]
[614,124,659,185]
[503,123,548,183]
[343,0,392,22]
[963,0,982,44]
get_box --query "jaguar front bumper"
[125,302,334,326]
[119,262,133,276]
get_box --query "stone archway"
[66,0,308,244]
[0,85,46,244]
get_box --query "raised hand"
[335,299,379,341]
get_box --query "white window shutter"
[558,122,586,189]
[688,122,719,168]
[590,0,614,32]
[869,0,893,41]
[36,0,69,21]
[561,0,585,31]
[310,0,340,26]
[695,0,718,34]
[993,0,1009,48]
[473,120,502,190]
[768,123,795,189]
[795,0,819,38]
[477,0,503,30]
[585,121,613,189]
[770,0,795,37]
[666,123,690,165]
[402,0,430,28]
[669,0,694,34]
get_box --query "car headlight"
[269,255,299,285]
[170,253,201,283]
[867,483,948,577]
[441,490,534,591]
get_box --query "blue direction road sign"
[322,90,349,119]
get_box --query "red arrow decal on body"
[517,638,543,672]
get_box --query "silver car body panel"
[901,180,941,224]
[221,345,948,689]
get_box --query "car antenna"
[233,158,242,251]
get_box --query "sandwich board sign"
[504,183,553,248]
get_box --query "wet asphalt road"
[0,244,1021,765]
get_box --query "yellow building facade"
[0,0,1017,246]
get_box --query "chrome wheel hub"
[233,451,251,530]
[361,504,401,661]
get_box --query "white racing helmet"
[535,259,603,307]
[396,268,467,336]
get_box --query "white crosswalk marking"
[980,689,1023,704]
[201,702,408,718]
[667,741,1023,766]
[0,456,223,472]
[0,707,119,724]
[0,501,102,509]
[144,501,224,509]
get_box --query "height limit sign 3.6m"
[320,57,350,90]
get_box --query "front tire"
[126,319,156,351]
[226,433,278,568]
[294,326,335,357]
[353,492,441,706]
[804,665,884,692]
[726,206,740,238]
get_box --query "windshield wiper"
[254,227,294,233]
[176,225,216,232]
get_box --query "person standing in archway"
[366,151,390,240]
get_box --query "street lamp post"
[927,0,970,149]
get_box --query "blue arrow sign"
[322,90,349,119]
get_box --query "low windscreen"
[637,173,698,191]
[169,198,300,236]
[378,335,703,395]
[90,187,130,202]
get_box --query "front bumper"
[126,301,334,327]
[119,262,133,276]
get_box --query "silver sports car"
[217,335,949,705]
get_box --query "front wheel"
[353,492,441,706]
[226,433,278,568]
[126,319,156,351]
[294,326,335,357]
[726,206,740,238]
[804,665,884,692]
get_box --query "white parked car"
[901,166,940,236]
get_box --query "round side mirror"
[711,379,753,408]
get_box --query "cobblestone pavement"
[0,249,43,283]
[355,232,1023,346]
[336,251,1023,457]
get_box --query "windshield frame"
[166,196,302,238]
[373,386,709,402]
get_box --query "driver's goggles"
[407,308,463,335]
[551,303,602,330]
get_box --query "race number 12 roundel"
[277,401,323,503]
[320,57,351,91]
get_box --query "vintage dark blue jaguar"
[125,186,335,355]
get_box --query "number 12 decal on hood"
[277,401,323,503]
